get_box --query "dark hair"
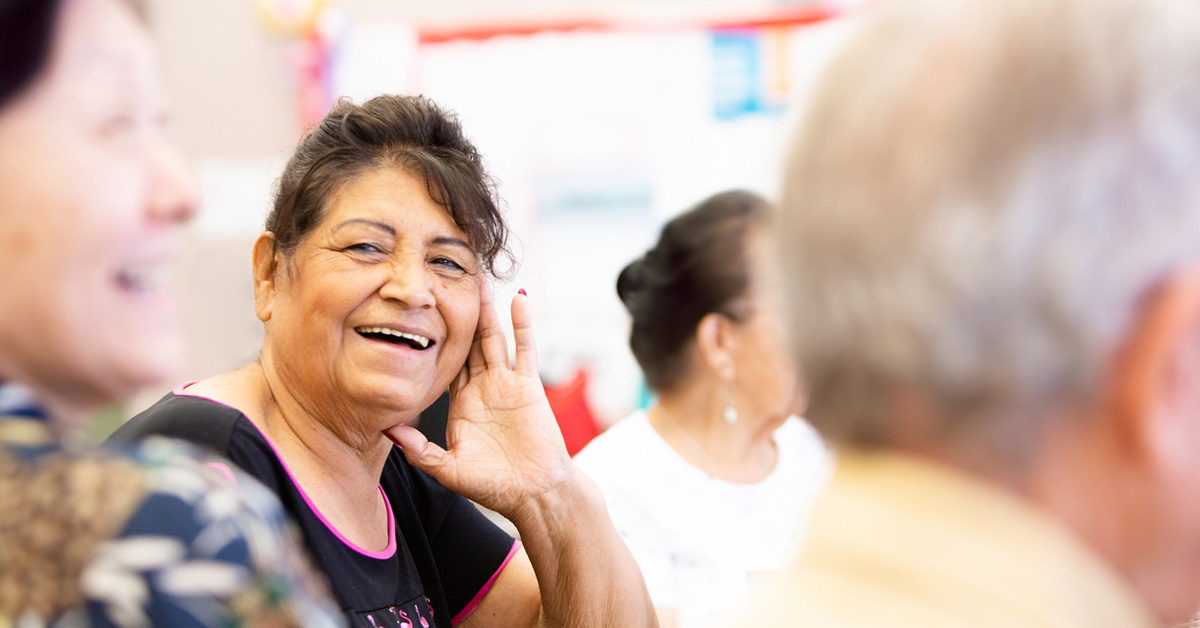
[0,0,62,108]
[617,190,770,392]
[266,95,511,276]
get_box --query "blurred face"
[730,229,805,423]
[259,167,482,428]
[1124,306,1200,622]
[0,0,198,410]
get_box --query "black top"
[110,391,517,628]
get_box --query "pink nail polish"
[518,288,527,296]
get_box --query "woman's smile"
[353,326,435,351]
[349,322,441,366]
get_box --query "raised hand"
[384,283,572,519]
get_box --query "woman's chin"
[343,376,445,421]
[95,331,184,400]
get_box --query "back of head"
[618,190,769,392]
[781,0,1200,455]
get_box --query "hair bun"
[616,256,649,312]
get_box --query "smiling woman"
[0,0,345,625]
[110,95,658,628]
[0,0,192,412]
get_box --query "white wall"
[131,0,855,421]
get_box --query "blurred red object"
[544,368,602,457]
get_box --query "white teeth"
[117,264,171,292]
[355,327,431,349]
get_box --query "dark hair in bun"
[0,0,63,109]
[618,190,769,392]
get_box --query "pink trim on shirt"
[173,381,398,560]
[451,540,523,626]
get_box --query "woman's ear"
[1107,259,1200,471]
[252,232,280,323]
[696,313,737,382]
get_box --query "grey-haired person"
[754,0,1200,625]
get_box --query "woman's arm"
[386,284,657,628]
[459,466,656,628]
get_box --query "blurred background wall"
[130,0,858,427]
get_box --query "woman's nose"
[145,136,200,224]
[379,260,437,309]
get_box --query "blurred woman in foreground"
[112,95,657,628]
[574,190,830,628]
[0,0,342,625]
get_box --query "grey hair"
[781,0,1200,453]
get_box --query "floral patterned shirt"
[0,381,347,628]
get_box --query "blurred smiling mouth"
[355,326,435,350]
[116,263,171,293]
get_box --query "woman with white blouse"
[574,190,831,628]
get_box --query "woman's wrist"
[502,464,657,628]
[506,464,602,540]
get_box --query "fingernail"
[518,288,527,296]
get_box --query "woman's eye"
[345,243,384,255]
[432,257,465,272]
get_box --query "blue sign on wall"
[711,29,785,120]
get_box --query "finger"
[467,326,487,378]
[467,281,489,377]
[384,425,452,479]
[475,280,510,371]
[511,290,539,377]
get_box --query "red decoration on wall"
[544,368,602,457]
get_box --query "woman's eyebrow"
[432,236,473,251]
[331,220,471,251]
[333,218,395,235]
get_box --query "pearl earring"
[723,395,738,424]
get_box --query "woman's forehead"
[59,0,156,77]
[35,0,158,107]
[322,168,470,242]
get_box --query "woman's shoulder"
[1,437,343,627]
[574,411,700,495]
[108,383,251,453]
[573,411,658,467]
[115,436,282,526]
[100,436,282,526]
[774,416,827,452]
[115,439,344,626]
[765,416,833,495]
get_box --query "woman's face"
[0,0,198,409]
[259,167,482,426]
[730,229,806,423]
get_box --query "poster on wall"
[711,27,791,120]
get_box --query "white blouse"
[574,412,831,628]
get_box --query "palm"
[385,286,571,518]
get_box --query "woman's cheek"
[78,161,146,236]
[451,301,480,352]
[439,277,481,319]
